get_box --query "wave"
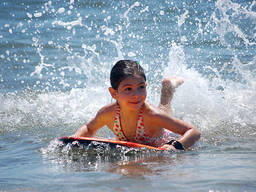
[1,59,255,142]
[0,0,255,144]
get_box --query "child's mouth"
[129,101,140,104]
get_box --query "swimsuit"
[112,105,173,147]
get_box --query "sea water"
[0,0,256,191]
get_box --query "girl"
[74,60,201,151]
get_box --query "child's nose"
[134,89,142,96]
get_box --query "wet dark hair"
[110,60,146,90]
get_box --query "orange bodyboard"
[58,136,166,150]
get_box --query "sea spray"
[1,1,256,191]
[0,0,255,146]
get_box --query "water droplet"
[58,7,65,14]
[34,12,43,18]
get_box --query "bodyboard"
[58,136,166,150]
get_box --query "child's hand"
[161,144,177,151]
[162,140,185,151]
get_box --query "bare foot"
[161,76,184,96]
[159,76,184,114]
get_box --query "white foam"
[163,43,256,136]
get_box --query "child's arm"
[73,106,110,137]
[175,124,201,149]
[73,121,98,137]
[156,114,201,149]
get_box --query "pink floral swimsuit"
[112,105,173,147]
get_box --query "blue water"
[1,0,256,191]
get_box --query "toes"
[162,76,184,90]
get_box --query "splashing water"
[0,0,255,150]
[1,1,256,191]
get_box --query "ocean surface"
[0,0,256,191]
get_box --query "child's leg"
[158,76,184,114]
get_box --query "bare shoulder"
[143,102,166,119]
[143,102,180,127]
[142,102,170,132]
[143,102,194,135]
[142,103,167,126]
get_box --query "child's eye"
[124,87,132,91]
[139,85,145,89]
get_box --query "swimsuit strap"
[112,105,145,141]
[112,105,127,141]
[135,108,146,139]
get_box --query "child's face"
[114,75,147,110]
